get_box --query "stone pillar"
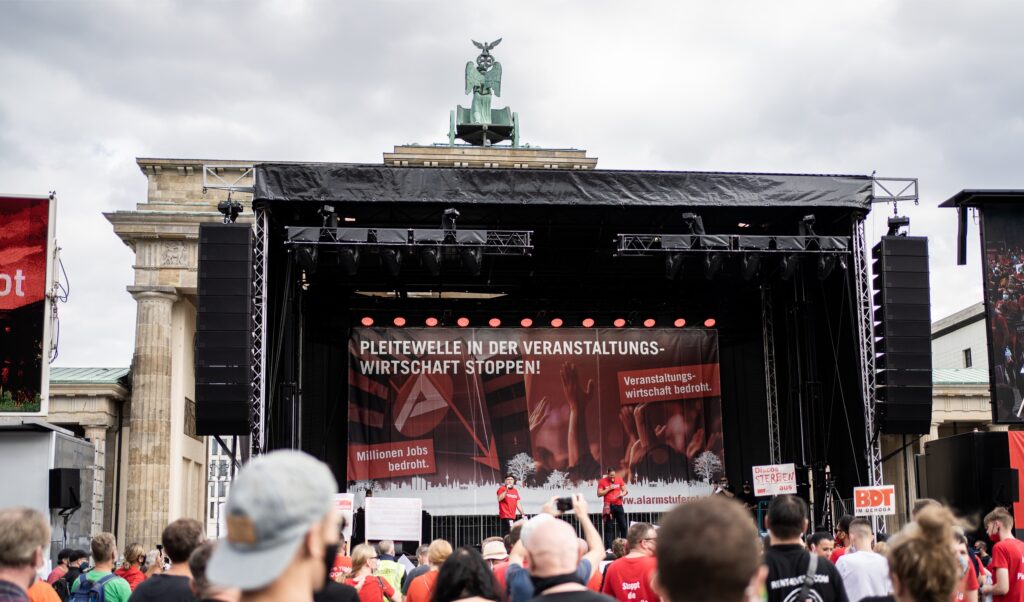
[84,426,107,536]
[125,286,178,547]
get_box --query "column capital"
[127,285,179,303]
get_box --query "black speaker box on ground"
[196,223,253,436]
[873,235,932,434]
[49,468,80,509]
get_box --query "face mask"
[959,555,969,577]
[530,572,584,594]
[321,544,340,592]
[990,531,1002,543]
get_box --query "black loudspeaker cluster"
[919,432,1018,526]
[195,223,253,436]
[49,468,80,509]
[873,236,933,434]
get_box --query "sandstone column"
[125,285,178,547]
[84,426,108,536]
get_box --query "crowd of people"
[0,450,1020,602]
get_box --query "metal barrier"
[423,512,666,550]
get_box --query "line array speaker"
[873,235,932,434]
[195,223,253,436]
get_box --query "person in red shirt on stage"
[498,475,526,535]
[981,507,1024,602]
[600,522,657,602]
[597,467,628,550]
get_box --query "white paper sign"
[853,485,896,516]
[365,497,423,543]
[334,493,355,543]
[752,463,797,496]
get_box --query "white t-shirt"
[836,550,891,602]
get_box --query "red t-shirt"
[331,555,353,581]
[830,546,846,564]
[497,486,521,519]
[114,566,146,590]
[990,538,1024,602]
[953,562,979,601]
[406,570,438,602]
[493,560,511,590]
[346,574,395,602]
[600,555,657,602]
[599,476,626,506]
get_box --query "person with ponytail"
[980,507,1024,601]
[862,505,960,602]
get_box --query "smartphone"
[556,497,573,512]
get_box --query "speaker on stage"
[919,432,1018,528]
[196,223,253,436]
[49,468,80,509]
[872,236,932,434]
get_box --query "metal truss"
[203,165,255,193]
[285,226,533,256]
[852,218,884,531]
[250,206,268,457]
[761,286,782,464]
[872,177,919,205]
[761,286,781,465]
[615,234,851,255]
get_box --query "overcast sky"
[1,0,1021,367]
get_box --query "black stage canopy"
[254,163,873,210]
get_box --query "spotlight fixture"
[582,318,595,328]
[704,318,716,328]
[520,318,533,328]
[779,255,799,280]
[817,255,836,280]
[380,248,402,277]
[338,247,359,276]
[887,215,910,237]
[420,246,441,276]
[425,317,439,327]
[741,253,761,281]
[681,213,706,235]
[443,208,460,231]
[673,318,686,327]
[461,247,482,276]
[360,317,374,327]
[550,318,564,328]
[296,247,318,276]
[799,214,817,236]
[643,318,656,328]
[665,253,684,280]
[613,318,626,328]
[456,317,470,328]
[217,196,243,224]
[393,316,407,327]
[489,318,501,327]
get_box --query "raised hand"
[529,396,551,433]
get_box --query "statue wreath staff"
[465,39,503,124]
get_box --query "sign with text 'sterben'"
[0,195,55,416]
[752,463,797,496]
[854,485,896,516]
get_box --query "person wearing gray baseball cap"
[208,450,342,601]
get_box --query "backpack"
[53,577,71,602]
[68,573,116,602]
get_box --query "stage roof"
[253,163,873,210]
[940,189,1024,208]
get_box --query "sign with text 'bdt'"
[854,485,896,516]
[752,463,797,496]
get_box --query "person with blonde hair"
[863,505,959,602]
[980,506,1024,600]
[345,543,403,602]
[404,540,452,602]
[114,543,146,590]
[70,532,132,602]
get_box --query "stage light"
[457,317,470,327]
[380,248,402,276]
[737,222,750,228]
[520,318,533,327]
[681,213,706,235]
[582,318,595,328]
[420,246,441,276]
[643,318,656,328]
[741,253,761,281]
[360,317,374,327]
[613,318,626,328]
[343,216,356,223]
[296,246,318,275]
[704,318,716,328]
[887,215,911,237]
[550,318,564,328]
[779,255,799,280]
[338,247,359,276]
[817,255,836,280]
[704,253,724,279]
[674,318,686,327]
[425,317,439,327]
[461,247,482,276]
[665,253,684,280]
[489,318,502,327]
[393,316,407,327]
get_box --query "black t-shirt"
[315,581,360,602]
[860,597,895,602]
[529,589,616,602]
[764,544,849,602]
[128,574,196,602]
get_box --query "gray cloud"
[0,0,1019,365]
